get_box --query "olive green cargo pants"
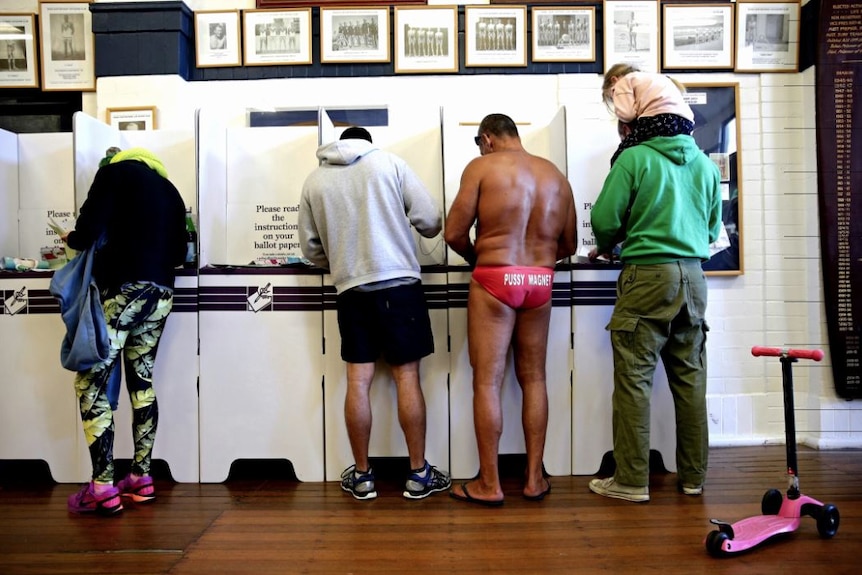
[606,260,709,488]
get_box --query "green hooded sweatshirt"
[591,135,723,264]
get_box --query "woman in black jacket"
[62,148,187,515]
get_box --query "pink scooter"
[704,346,840,557]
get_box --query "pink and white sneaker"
[116,474,155,503]
[67,482,124,515]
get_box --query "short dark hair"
[340,126,372,143]
[478,114,519,139]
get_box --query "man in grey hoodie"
[298,126,451,501]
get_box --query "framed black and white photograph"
[735,0,800,73]
[38,1,95,91]
[320,7,389,64]
[394,6,458,74]
[662,3,734,70]
[106,106,157,131]
[532,6,596,63]
[0,13,38,88]
[603,0,660,73]
[194,10,242,68]
[242,8,312,66]
[464,5,527,68]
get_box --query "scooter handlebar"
[751,346,824,361]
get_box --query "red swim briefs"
[471,266,554,310]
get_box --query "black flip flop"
[449,482,504,507]
[523,478,552,501]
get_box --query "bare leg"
[390,360,427,470]
[345,362,375,471]
[451,280,514,503]
[512,302,552,498]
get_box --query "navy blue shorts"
[336,281,434,365]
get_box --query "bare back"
[444,134,578,506]
[468,150,575,268]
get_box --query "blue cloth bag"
[49,237,122,408]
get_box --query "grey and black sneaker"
[403,461,451,500]
[341,465,377,500]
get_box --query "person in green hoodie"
[587,120,722,503]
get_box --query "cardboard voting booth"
[0,115,199,482]
[567,114,678,475]
[320,107,448,480]
[442,107,574,479]
[196,104,326,481]
[72,112,201,482]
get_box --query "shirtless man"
[444,113,577,506]
[6,40,15,71]
[61,16,75,58]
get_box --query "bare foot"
[523,477,551,501]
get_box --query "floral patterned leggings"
[73,282,173,483]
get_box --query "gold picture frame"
[106,106,157,131]
[393,6,458,74]
[685,82,744,275]
[662,3,734,70]
[38,1,95,91]
[320,6,390,64]
[735,0,801,73]
[0,13,39,88]
[531,6,596,63]
[194,10,242,68]
[464,5,527,68]
[242,8,312,66]
[602,0,660,74]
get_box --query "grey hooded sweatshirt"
[298,139,442,294]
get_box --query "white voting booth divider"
[72,112,201,482]
[0,116,199,483]
[321,272,450,480]
[319,108,449,481]
[0,129,91,482]
[442,108,574,479]
[18,132,76,260]
[2,105,683,484]
[198,271,324,482]
[197,104,449,482]
[197,105,325,482]
[566,114,677,475]
[0,271,90,482]
[0,129,18,254]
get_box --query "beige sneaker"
[589,477,649,502]
[680,483,703,496]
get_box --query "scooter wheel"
[816,504,840,538]
[706,530,730,557]
[761,488,782,515]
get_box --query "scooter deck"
[719,515,802,553]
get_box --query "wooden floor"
[0,446,859,575]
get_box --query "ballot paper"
[47,216,77,260]
[48,216,69,237]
